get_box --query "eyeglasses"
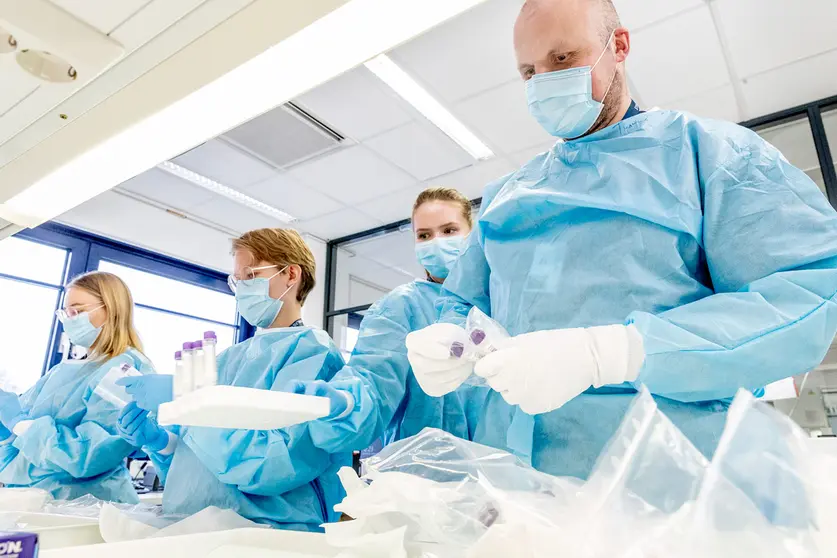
[227,265,285,293]
[56,304,103,321]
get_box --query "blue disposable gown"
[0,349,154,502]
[439,110,837,478]
[306,280,490,454]
[148,327,348,532]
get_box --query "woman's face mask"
[415,235,468,280]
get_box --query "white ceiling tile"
[664,84,741,123]
[0,58,39,116]
[389,0,523,104]
[612,0,702,30]
[434,157,519,199]
[109,0,210,50]
[244,173,344,221]
[298,208,383,241]
[365,122,473,181]
[714,0,837,79]
[189,197,288,233]
[173,139,275,189]
[355,184,428,225]
[288,146,415,205]
[507,143,557,168]
[630,6,729,106]
[117,167,215,209]
[295,67,412,140]
[742,50,837,120]
[50,0,153,34]
[454,80,554,155]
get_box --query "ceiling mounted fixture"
[365,54,494,161]
[16,49,77,82]
[0,27,16,53]
[157,161,296,224]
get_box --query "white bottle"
[202,331,218,388]
[192,340,205,390]
[181,342,195,395]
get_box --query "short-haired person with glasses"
[115,228,347,532]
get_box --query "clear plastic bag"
[93,363,141,408]
[455,307,511,387]
[329,388,837,558]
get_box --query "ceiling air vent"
[220,102,345,170]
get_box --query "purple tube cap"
[175,351,182,360]
[204,331,217,340]
[450,341,465,359]
[183,342,193,350]
[193,340,203,348]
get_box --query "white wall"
[301,234,326,329]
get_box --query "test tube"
[181,342,195,395]
[173,350,184,398]
[203,331,218,388]
[192,340,205,389]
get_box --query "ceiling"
[41,0,837,274]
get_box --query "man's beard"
[584,69,624,137]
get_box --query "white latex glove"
[474,324,645,415]
[406,324,475,397]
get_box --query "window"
[823,107,837,187]
[757,116,828,197]
[98,262,238,374]
[0,237,67,392]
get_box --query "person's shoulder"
[369,280,440,318]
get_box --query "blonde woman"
[0,272,154,503]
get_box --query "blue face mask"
[415,236,467,280]
[62,313,103,349]
[526,33,616,139]
[235,268,295,328]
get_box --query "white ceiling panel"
[288,146,415,205]
[49,0,154,35]
[0,58,39,116]
[117,167,215,209]
[355,184,428,225]
[189,197,287,234]
[109,0,210,49]
[435,157,518,199]
[742,50,837,120]
[454,79,553,155]
[173,139,275,189]
[613,0,702,31]
[244,173,344,221]
[507,142,556,168]
[630,6,730,107]
[365,122,473,181]
[298,208,383,240]
[665,84,741,123]
[389,0,523,104]
[295,67,412,141]
[714,0,837,79]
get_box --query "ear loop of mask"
[592,32,618,104]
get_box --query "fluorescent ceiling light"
[157,161,296,224]
[365,54,494,161]
[0,0,489,227]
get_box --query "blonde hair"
[67,272,143,360]
[232,228,316,304]
[412,187,473,228]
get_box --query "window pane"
[0,237,67,285]
[99,261,237,324]
[823,107,837,189]
[334,229,421,310]
[133,307,235,374]
[757,117,827,196]
[0,278,59,393]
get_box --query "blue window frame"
[11,222,253,380]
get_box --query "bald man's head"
[514,0,632,137]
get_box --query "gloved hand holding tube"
[116,402,170,452]
[288,380,356,421]
[116,375,174,412]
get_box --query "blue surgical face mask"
[526,33,616,139]
[415,236,467,280]
[235,267,295,328]
[61,312,103,349]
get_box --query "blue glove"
[116,402,169,452]
[0,390,24,431]
[288,380,354,420]
[0,423,12,442]
[115,375,173,412]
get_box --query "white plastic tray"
[41,527,339,558]
[157,386,330,429]
[0,511,103,549]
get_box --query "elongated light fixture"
[364,54,494,160]
[157,161,296,223]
